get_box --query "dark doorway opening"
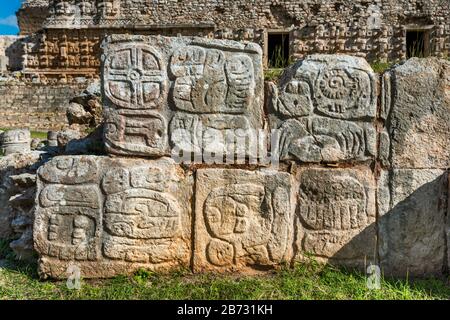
[268,33,290,68]
[406,30,428,58]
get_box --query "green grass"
[370,61,395,74]
[30,131,48,140]
[0,241,448,300]
[0,128,47,140]
[264,68,284,82]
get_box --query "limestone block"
[34,156,193,279]
[294,167,377,268]
[448,173,450,273]
[194,169,293,272]
[269,55,377,163]
[378,169,448,277]
[0,129,31,156]
[385,58,450,168]
[102,35,264,159]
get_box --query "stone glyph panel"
[384,58,450,168]
[294,167,377,267]
[194,169,293,272]
[269,55,377,163]
[378,169,448,276]
[34,156,193,279]
[102,34,264,159]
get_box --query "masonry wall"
[0,81,87,131]
[17,0,51,35]
[40,0,450,63]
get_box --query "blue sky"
[0,0,21,35]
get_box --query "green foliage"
[270,45,287,69]
[264,68,284,82]
[407,39,426,59]
[30,131,48,140]
[0,258,448,300]
[370,61,395,74]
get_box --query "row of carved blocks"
[101,35,384,164]
[35,156,382,279]
[34,35,450,278]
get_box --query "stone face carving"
[378,169,448,276]
[0,129,31,155]
[34,156,193,279]
[294,168,377,267]
[270,55,377,163]
[385,58,450,168]
[102,35,264,159]
[194,169,292,272]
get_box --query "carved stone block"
[270,55,377,163]
[385,58,450,168]
[378,169,448,277]
[102,35,264,159]
[0,129,31,156]
[294,167,377,267]
[34,156,193,279]
[194,169,293,272]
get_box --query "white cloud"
[0,15,18,28]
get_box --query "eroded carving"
[194,169,291,272]
[102,35,264,159]
[295,168,376,266]
[271,55,377,163]
[0,129,31,156]
[34,156,192,279]
[35,184,102,261]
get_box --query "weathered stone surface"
[56,129,82,148]
[102,35,264,159]
[67,102,92,126]
[378,169,448,277]
[47,131,58,147]
[294,167,377,267]
[448,173,450,273]
[194,169,293,272]
[270,55,377,163]
[0,129,31,156]
[34,156,193,279]
[385,58,450,168]
[0,152,41,262]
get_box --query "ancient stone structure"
[378,57,450,276]
[0,81,87,131]
[17,0,51,36]
[102,35,264,159]
[0,0,449,131]
[0,152,43,260]
[34,156,193,278]
[28,35,449,279]
[0,129,31,156]
[1,0,449,83]
[269,55,377,163]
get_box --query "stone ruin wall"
[1,0,450,131]
[23,35,448,280]
[17,0,51,35]
[0,81,88,131]
[10,0,450,83]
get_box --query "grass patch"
[370,61,395,74]
[30,131,48,140]
[0,257,448,300]
[0,128,48,140]
[264,68,284,82]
